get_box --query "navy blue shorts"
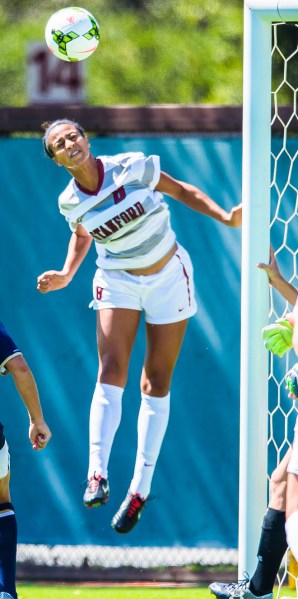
[0,423,4,449]
[0,321,22,374]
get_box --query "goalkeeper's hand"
[262,318,294,357]
[285,363,298,398]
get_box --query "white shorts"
[0,441,10,479]
[288,415,298,475]
[90,244,197,324]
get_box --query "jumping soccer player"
[0,320,51,599]
[38,119,242,534]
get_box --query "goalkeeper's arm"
[286,300,298,356]
[258,247,298,356]
[257,246,298,306]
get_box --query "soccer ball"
[45,6,100,62]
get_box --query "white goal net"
[240,3,298,595]
[269,20,298,599]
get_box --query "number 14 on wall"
[27,42,85,104]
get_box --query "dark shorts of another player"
[0,320,18,449]
[0,422,5,451]
[0,320,21,375]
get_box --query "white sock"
[88,382,123,480]
[286,510,298,562]
[130,392,170,499]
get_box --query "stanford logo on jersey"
[90,201,145,241]
[113,186,126,204]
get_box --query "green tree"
[0,0,295,106]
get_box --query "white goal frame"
[240,0,298,577]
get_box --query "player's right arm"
[284,301,298,356]
[37,225,93,293]
[260,247,298,357]
[257,245,298,307]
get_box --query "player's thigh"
[0,435,10,504]
[269,446,291,510]
[0,471,10,505]
[142,245,197,325]
[141,319,188,395]
[96,308,141,382]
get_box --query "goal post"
[240,0,298,578]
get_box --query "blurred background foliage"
[0,0,296,106]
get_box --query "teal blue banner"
[0,135,245,548]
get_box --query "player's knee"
[6,354,29,375]
[270,463,287,487]
[99,356,129,386]
[141,373,170,396]
[269,469,287,511]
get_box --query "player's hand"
[262,318,294,357]
[257,245,281,286]
[37,270,71,293]
[29,421,52,451]
[228,203,242,227]
[286,312,298,357]
[286,363,298,399]
[286,311,295,326]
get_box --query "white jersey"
[59,152,176,270]
[288,414,298,475]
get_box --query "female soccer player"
[0,320,52,598]
[210,249,298,599]
[283,310,298,563]
[37,119,242,534]
[257,251,298,564]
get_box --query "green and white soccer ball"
[45,6,100,62]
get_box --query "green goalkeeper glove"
[262,318,294,357]
[285,363,298,396]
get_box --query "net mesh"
[16,544,238,569]
[270,20,298,598]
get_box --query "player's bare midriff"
[125,243,178,276]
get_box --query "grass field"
[16,585,298,599]
[17,586,212,599]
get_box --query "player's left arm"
[155,171,242,227]
[37,225,93,293]
[6,355,52,450]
